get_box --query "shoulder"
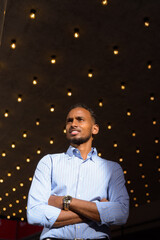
[37,152,65,167]
[97,156,122,171]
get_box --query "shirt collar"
[66,145,97,162]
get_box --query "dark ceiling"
[0,0,160,224]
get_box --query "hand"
[48,195,63,209]
[100,198,109,202]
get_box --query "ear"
[92,124,99,135]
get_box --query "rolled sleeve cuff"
[42,205,61,228]
[96,201,116,226]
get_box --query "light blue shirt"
[27,146,129,239]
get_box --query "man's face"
[66,107,98,145]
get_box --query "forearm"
[70,198,100,222]
[53,210,86,228]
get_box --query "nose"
[71,119,78,127]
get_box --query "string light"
[150,93,155,101]
[156,154,159,159]
[141,174,145,179]
[20,183,24,187]
[63,128,66,134]
[98,152,102,157]
[23,131,27,138]
[123,170,127,174]
[67,89,72,96]
[30,9,36,19]
[101,0,108,5]
[50,138,54,144]
[29,177,32,181]
[5,193,9,197]
[37,148,41,154]
[4,110,9,117]
[16,165,20,170]
[147,199,151,203]
[127,180,131,184]
[36,119,40,126]
[88,69,93,78]
[21,217,24,221]
[7,216,10,219]
[144,17,150,27]
[74,28,79,38]
[33,76,38,85]
[12,188,16,192]
[107,122,112,130]
[51,55,56,64]
[9,204,12,208]
[121,82,125,90]
[11,143,16,148]
[139,163,143,167]
[119,157,123,162]
[135,203,139,207]
[0,179,4,183]
[2,151,6,157]
[0,197,2,201]
[26,157,30,163]
[23,195,26,199]
[113,141,118,148]
[99,99,103,107]
[136,148,140,154]
[155,137,159,144]
[127,109,131,116]
[145,184,148,188]
[152,118,157,125]
[7,172,11,177]
[19,209,22,213]
[133,197,137,201]
[13,213,16,216]
[147,61,152,69]
[50,105,55,112]
[113,46,119,55]
[146,192,149,196]
[3,207,6,211]
[132,131,136,137]
[11,39,16,49]
[16,200,19,204]
[130,189,134,193]
[17,94,22,102]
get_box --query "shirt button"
[77,226,80,229]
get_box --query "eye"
[66,118,73,123]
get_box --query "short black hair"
[68,103,97,123]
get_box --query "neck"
[71,139,92,160]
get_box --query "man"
[27,104,129,240]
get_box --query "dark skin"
[48,107,108,228]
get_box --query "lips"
[69,129,80,135]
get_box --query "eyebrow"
[66,116,85,122]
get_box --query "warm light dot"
[36,119,40,126]
[4,110,9,117]
[132,131,136,137]
[30,9,36,19]
[141,174,145,179]
[119,157,123,162]
[0,179,4,183]
[20,183,24,187]
[21,217,24,221]
[147,199,151,203]
[127,180,131,184]
[107,122,112,130]
[127,109,131,116]
[19,209,22,213]
[33,76,38,85]
[98,152,102,157]
[9,204,12,207]
[121,82,125,90]
[147,61,152,69]
[133,197,137,201]
[146,192,149,196]
[150,94,155,101]
[158,168,160,172]
[156,155,159,159]
[101,0,108,5]
[25,206,27,210]
[12,188,16,192]
[2,151,6,157]
[124,170,127,175]
[13,213,16,216]
[130,189,134,193]
[17,94,22,102]
[99,99,103,107]
[50,105,55,112]
[88,69,93,78]
[23,131,27,138]
[3,207,6,211]
[152,118,157,125]
[51,55,56,64]
[113,46,119,55]
[29,177,32,181]
[155,138,159,144]
[7,172,11,177]
[74,28,79,38]
[135,203,139,207]
[16,165,20,170]
[23,195,26,199]
[136,148,140,154]
[26,157,30,163]
[16,200,19,204]
[50,138,54,144]
[67,89,72,96]
[11,143,16,148]
[144,17,150,27]
[7,216,11,219]
[5,193,9,197]
[145,184,148,188]
[63,128,66,134]
[113,142,118,148]
[37,148,41,154]
[139,163,143,167]
[0,197,2,201]
[11,39,16,49]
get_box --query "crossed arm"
[48,195,108,228]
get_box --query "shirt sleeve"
[96,162,129,226]
[27,154,61,228]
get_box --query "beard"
[68,134,91,145]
